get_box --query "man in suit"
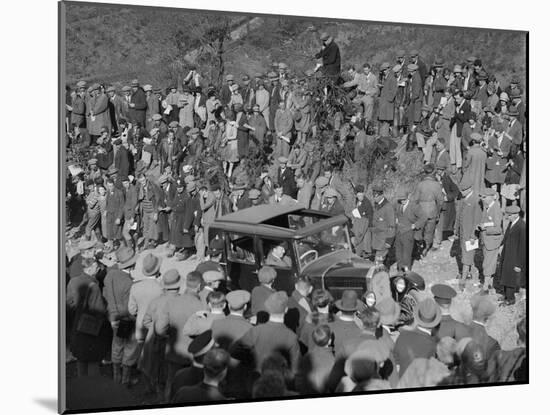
[183,290,227,337]
[394,298,439,376]
[505,108,523,151]
[431,284,470,341]
[329,290,362,357]
[103,247,139,385]
[105,178,125,251]
[479,188,503,290]
[321,188,345,216]
[499,205,526,304]
[286,276,313,334]
[433,161,460,248]
[113,138,131,179]
[370,185,396,264]
[296,324,335,394]
[171,330,215,401]
[211,290,252,350]
[219,74,234,109]
[129,79,147,127]
[409,49,427,87]
[250,266,277,316]
[172,348,229,404]
[275,157,297,199]
[268,73,281,133]
[71,81,88,133]
[378,62,397,136]
[265,243,292,268]
[394,189,427,271]
[449,90,471,167]
[351,185,374,258]
[468,294,501,359]
[155,270,203,400]
[431,137,451,172]
[269,182,296,206]
[231,291,301,375]
[410,164,444,255]
[456,175,483,281]
[407,63,423,129]
[315,32,341,81]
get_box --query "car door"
[224,232,260,292]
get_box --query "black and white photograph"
[58,0,528,412]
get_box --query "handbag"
[76,282,103,336]
[111,274,135,340]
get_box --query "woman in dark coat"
[67,257,112,377]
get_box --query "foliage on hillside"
[65,4,527,88]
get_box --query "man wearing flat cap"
[231,291,301,375]
[88,83,112,139]
[103,246,139,385]
[177,86,195,129]
[314,32,341,81]
[145,85,161,131]
[455,175,483,281]
[129,80,147,128]
[407,63,423,129]
[378,61,398,136]
[250,266,277,316]
[410,163,444,255]
[106,86,126,135]
[499,204,526,304]
[478,188,503,290]
[431,284,471,341]
[211,290,252,350]
[71,81,88,133]
[220,74,235,108]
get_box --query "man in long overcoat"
[499,205,526,304]
[378,63,398,136]
[89,84,111,137]
[129,80,147,127]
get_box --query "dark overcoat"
[500,218,527,289]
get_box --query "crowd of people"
[64,30,527,407]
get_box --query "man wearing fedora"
[410,164,443,256]
[155,269,204,401]
[329,290,362,357]
[499,205,526,304]
[103,247,139,386]
[394,297,440,376]
[128,253,163,344]
[431,284,470,341]
[395,188,427,271]
[129,80,147,127]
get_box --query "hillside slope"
[65,3,527,88]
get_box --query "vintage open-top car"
[208,203,374,298]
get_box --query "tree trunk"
[216,36,225,89]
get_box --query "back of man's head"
[186,271,203,292]
[207,291,226,310]
[312,324,332,347]
[359,308,380,331]
[203,348,230,379]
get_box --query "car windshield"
[295,224,351,269]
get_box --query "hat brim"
[414,306,442,328]
[334,299,361,312]
[119,255,138,269]
[143,258,163,276]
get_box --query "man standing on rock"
[315,32,341,83]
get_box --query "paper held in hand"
[465,239,479,251]
[351,208,362,219]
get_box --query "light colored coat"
[128,277,163,341]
